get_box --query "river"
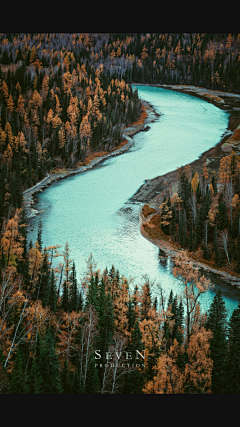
[27,85,240,316]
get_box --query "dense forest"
[142,150,240,274]
[1,238,240,394]
[1,33,240,394]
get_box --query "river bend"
[27,85,240,315]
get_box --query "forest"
[143,151,240,274]
[1,33,240,394]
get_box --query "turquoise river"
[27,85,240,317]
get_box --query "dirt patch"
[142,204,156,217]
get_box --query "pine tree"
[225,302,240,393]
[37,220,43,251]
[61,281,69,312]
[38,328,62,394]
[0,347,9,393]
[72,368,84,393]
[28,355,44,394]
[97,288,115,367]
[213,225,220,267]
[46,269,57,312]
[237,236,240,274]
[218,195,228,231]
[9,346,28,394]
[127,298,137,334]
[39,250,51,304]
[61,358,73,394]
[123,319,145,394]
[84,354,100,394]
[85,273,98,310]
[163,290,174,350]
[69,262,79,312]
[205,288,228,393]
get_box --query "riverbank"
[133,83,240,288]
[23,100,160,219]
[131,83,240,203]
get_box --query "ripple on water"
[27,85,240,316]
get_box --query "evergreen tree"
[97,289,115,366]
[61,358,73,394]
[127,298,137,334]
[38,328,62,394]
[69,262,79,312]
[237,236,240,274]
[72,368,84,394]
[123,319,145,394]
[37,219,43,251]
[61,281,69,312]
[225,302,240,393]
[84,354,100,394]
[205,288,228,393]
[39,249,51,304]
[213,225,220,267]
[27,355,44,394]
[9,346,28,394]
[218,195,228,231]
[85,273,98,311]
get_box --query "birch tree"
[172,250,212,344]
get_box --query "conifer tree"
[225,302,240,393]
[84,354,100,394]
[85,273,98,310]
[61,358,73,394]
[46,269,57,312]
[9,346,28,394]
[123,319,145,394]
[27,355,44,394]
[69,262,79,312]
[37,220,43,252]
[97,288,115,366]
[205,288,228,394]
[61,281,69,312]
[38,328,62,394]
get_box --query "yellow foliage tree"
[1,209,24,268]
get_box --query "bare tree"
[220,229,230,265]
[74,305,98,391]
[101,333,134,394]
[172,250,212,344]
[224,180,234,228]
[0,268,32,368]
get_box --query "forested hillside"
[1,33,240,394]
[142,149,240,273]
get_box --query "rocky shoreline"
[23,99,160,219]
[133,83,240,288]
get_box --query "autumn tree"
[172,250,212,345]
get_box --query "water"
[27,85,240,317]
